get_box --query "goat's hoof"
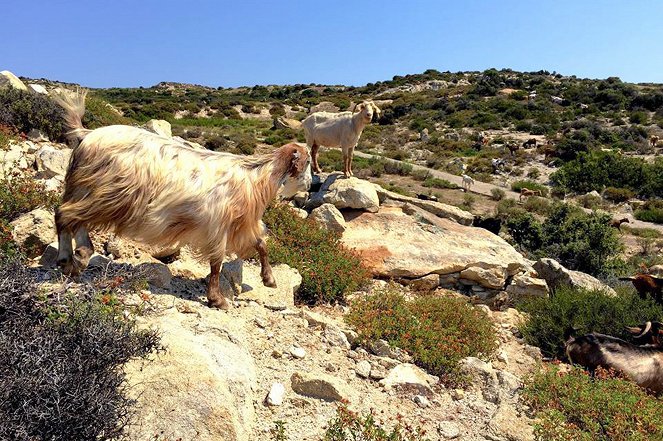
[262,274,277,288]
[208,297,231,310]
[57,257,80,277]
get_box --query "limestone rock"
[402,273,440,291]
[27,129,48,142]
[273,116,302,130]
[355,360,371,378]
[309,203,346,232]
[0,70,27,91]
[144,119,172,137]
[459,357,499,403]
[265,383,285,406]
[309,174,380,213]
[378,363,433,394]
[289,346,306,359]
[28,83,48,94]
[10,208,56,257]
[39,242,59,268]
[0,143,28,176]
[137,262,173,288]
[438,421,461,439]
[310,101,340,113]
[374,184,473,225]
[290,371,352,402]
[323,324,350,349]
[35,145,71,178]
[342,206,528,283]
[219,258,243,300]
[485,403,535,441]
[124,305,256,441]
[237,263,301,310]
[505,273,549,300]
[460,266,507,290]
[533,258,615,295]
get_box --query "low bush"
[635,200,663,224]
[491,187,506,201]
[0,171,60,222]
[0,124,17,150]
[346,289,497,384]
[324,403,429,441]
[523,366,663,441]
[422,176,458,189]
[263,204,369,304]
[602,186,635,203]
[522,195,552,215]
[0,257,160,441]
[511,179,549,196]
[518,285,663,359]
[0,88,65,140]
[83,95,131,129]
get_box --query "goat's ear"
[354,103,365,113]
[287,146,308,177]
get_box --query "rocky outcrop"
[533,258,616,295]
[236,263,302,310]
[0,70,28,91]
[505,273,549,300]
[144,119,172,137]
[309,203,346,233]
[341,206,528,288]
[272,116,302,130]
[10,208,56,257]
[125,301,256,441]
[35,145,72,178]
[308,174,380,213]
[309,101,339,113]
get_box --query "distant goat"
[550,96,564,105]
[565,330,663,394]
[507,143,519,155]
[619,274,663,304]
[473,216,501,235]
[519,188,541,202]
[53,89,311,310]
[491,158,506,174]
[461,174,475,192]
[610,217,630,231]
[302,100,380,177]
[416,193,438,202]
[522,138,537,149]
[651,135,660,148]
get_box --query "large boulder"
[533,258,616,295]
[35,145,72,178]
[124,301,256,441]
[309,203,346,233]
[0,70,28,91]
[374,184,473,226]
[308,174,380,213]
[10,208,56,257]
[272,116,301,130]
[144,119,172,137]
[28,83,48,94]
[505,273,549,300]
[341,206,528,285]
[0,143,28,176]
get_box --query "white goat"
[461,174,475,192]
[53,89,311,310]
[302,100,381,178]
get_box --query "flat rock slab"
[291,371,353,402]
[237,263,301,309]
[341,207,528,284]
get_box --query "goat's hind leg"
[55,207,78,275]
[256,238,276,288]
[207,261,231,310]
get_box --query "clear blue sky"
[2,1,662,88]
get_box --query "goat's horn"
[637,321,652,338]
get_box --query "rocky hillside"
[2,70,663,440]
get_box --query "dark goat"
[473,216,502,235]
[565,331,663,394]
[610,217,630,231]
[416,193,438,202]
[619,274,663,304]
[522,138,537,148]
[626,321,663,347]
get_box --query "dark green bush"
[324,403,429,441]
[0,88,65,140]
[0,257,160,441]
[347,289,497,385]
[511,180,549,196]
[263,204,369,304]
[422,177,458,189]
[491,188,506,201]
[635,200,663,224]
[603,186,635,203]
[83,95,131,128]
[518,285,663,359]
[523,366,663,441]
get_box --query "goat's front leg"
[73,227,94,270]
[256,238,276,288]
[207,261,231,310]
[311,143,322,173]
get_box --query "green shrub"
[231,132,256,155]
[518,285,663,359]
[346,289,497,384]
[422,177,458,189]
[602,186,635,203]
[526,167,541,179]
[523,366,663,441]
[635,200,663,224]
[0,256,160,441]
[0,220,18,256]
[83,95,131,128]
[0,171,60,222]
[0,124,17,150]
[576,193,603,210]
[460,193,476,211]
[511,180,549,196]
[522,195,552,215]
[629,110,649,125]
[0,88,65,140]
[491,187,506,201]
[324,403,429,441]
[263,204,369,304]
[204,135,229,151]
[505,211,543,251]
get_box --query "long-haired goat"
[565,330,663,394]
[53,90,311,310]
[302,100,380,178]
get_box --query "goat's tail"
[52,88,91,141]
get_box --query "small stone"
[290,371,352,402]
[413,395,430,408]
[290,346,306,359]
[324,324,351,349]
[325,363,337,373]
[265,383,285,406]
[369,364,388,380]
[378,363,433,394]
[497,351,509,364]
[346,350,360,360]
[137,262,173,289]
[437,421,461,439]
[450,389,465,400]
[88,253,112,269]
[39,242,59,268]
[271,349,283,358]
[355,360,371,378]
[254,317,268,329]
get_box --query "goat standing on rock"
[302,100,380,178]
[53,89,311,310]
